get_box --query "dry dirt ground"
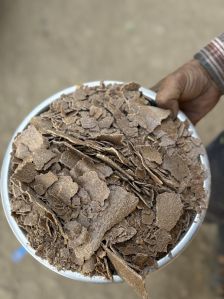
[0,1,224,298]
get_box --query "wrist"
[191,59,223,97]
[194,33,224,95]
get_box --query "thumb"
[153,75,183,118]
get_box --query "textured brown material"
[141,210,155,225]
[33,148,56,170]
[59,150,81,169]
[48,176,78,205]
[162,153,190,181]
[78,171,110,206]
[104,220,137,245]
[134,106,170,133]
[138,146,162,165]
[74,186,138,261]
[14,125,44,156]
[9,82,206,298]
[154,229,172,252]
[13,157,37,183]
[156,192,184,231]
[104,247,149,299]
[34,171,58,195]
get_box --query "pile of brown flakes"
[9,82,206,299]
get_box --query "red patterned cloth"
[194,33,224,93]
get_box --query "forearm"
[194,33,224,93]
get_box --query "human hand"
[151,59,222,124]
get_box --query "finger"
[150,79,165,92]
[178,100,200,124]
[180,91,220,125]
[155,75,182,118]
[182,111,201,125]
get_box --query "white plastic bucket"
[0,81,211,283]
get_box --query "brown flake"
[154,229,172,252]
[136,151,163,185]
[96,153,134,181]
[138,145,162,164]
[45,128,103,152]
[14,125,44,156]
[79,171,110,205]
[30,116,53,133]
[71,157,96,178]
[135,106,170,133]
[133,253,150,268]
[122,82,140,91]
[24,186,67,239]
[95,133,124,145]
[104,246,149,299]
[163,153,190,181]
[59,149,80,169]
[14,143,30,160]
[159,135,176,147]
[159,118,178,141]
[190,136,202,147]
[141,210,155,225]
[65,220,90,249]
[98,115,114,129]
[82,256,96,274]
[78,213,91,228]
[116,114,138,137]
[48,176,78,205]
[11,182,22,198]
[63,115,78,125]
[95,164,113,179]
[102,147,128,164]
[23,211,39,226]
[74,87,88,100]
[11,200,32,213]
[96,248,107,259]
[33,148,56,170]
[135,167,146,180]
[74,186,139,261]
[104,220,137,245]
[156,192,183,231]
[13,157,37,183]
[80,116,98,129]
[43,157,59,171]
[34,172,58,195]
[89,105,103,119]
